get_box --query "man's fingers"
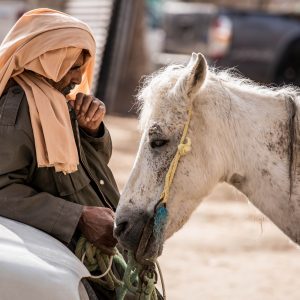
[74,93,106,126]
[68,100,75,108]
[79,95,93,117]
[95,244,117,256]
[94,232,118,251]
[91,105,105,122]
[74,94,106,136]
[79,206,118,256]
[102,208,115,220]
[86,100,102,121]
[75,93,85,112]
[106,208,115,218]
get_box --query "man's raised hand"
[71,93,106,136]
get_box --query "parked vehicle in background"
[161,1,300,86]
[0,1,29,43]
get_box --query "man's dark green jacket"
[0,84,120,244]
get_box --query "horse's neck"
[209,84,300,244]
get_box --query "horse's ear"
[175,52,208,98]
[186,52,208,96]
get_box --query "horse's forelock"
[137,65,186,131]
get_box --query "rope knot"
[177,137,191,155]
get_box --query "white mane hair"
[137,65,187,131]
[137,64,300,131]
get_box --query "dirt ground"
[106,115,300,300]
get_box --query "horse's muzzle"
[114,208,150,252]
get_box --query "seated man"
[0,8,120,299]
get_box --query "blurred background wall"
[2,0,300,115]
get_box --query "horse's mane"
[211,68,300,99]
[137,64,300,130]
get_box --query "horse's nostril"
[114,221,129,238]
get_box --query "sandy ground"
[106,115,300,300]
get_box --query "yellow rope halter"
[159,104,193,204]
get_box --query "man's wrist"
[82,127,99,137]
[81,122,105,138]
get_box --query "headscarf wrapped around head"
[0,8,96,173]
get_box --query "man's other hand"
[71,93,106,136]
[78,206,117,255]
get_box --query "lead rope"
[160,104,193,204]
[156,260,166,299]
[76,237,159,299]
[75,237,124,290]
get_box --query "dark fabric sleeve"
[0,126,83,243]
[79,122,113,164]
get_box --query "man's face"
[50,53,85,96]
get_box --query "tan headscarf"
[0,8,96,173]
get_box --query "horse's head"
[114,53,226,261]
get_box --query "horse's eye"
[150,139,168,149]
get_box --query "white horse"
[114,52,300,261]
